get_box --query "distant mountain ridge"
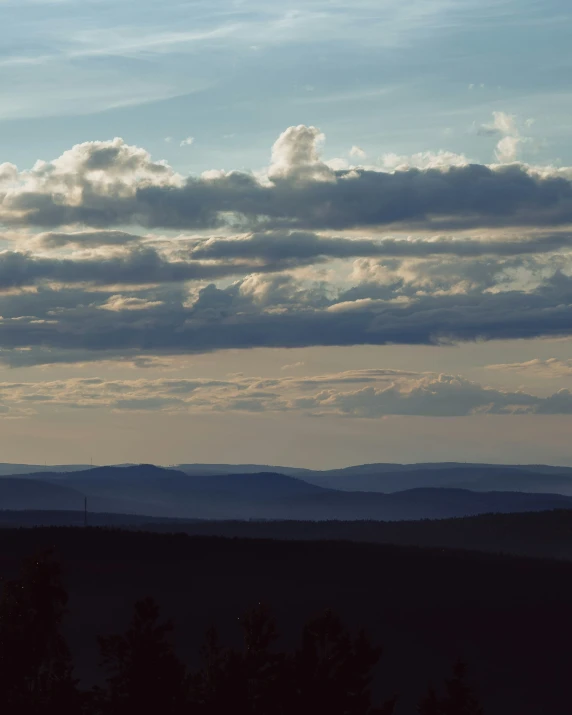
[174,463,314,478]
[4,463,572,521]
[297,466,572,495]
[174,462,572,496]
[0,463,93,476]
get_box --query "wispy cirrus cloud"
[0,0,536,121]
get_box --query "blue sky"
[1,0,572,466]
[2,0,572,172]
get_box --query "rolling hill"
[6,464,572,520]
[0,462,93,476]
[297,465,572,494]
[4,461,572,497]
[0,477,147,514]
[174,462,572,495]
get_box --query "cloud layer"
[3,127,572,233]
[2,369,572,418]
[0,125,572,368]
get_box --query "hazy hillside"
[4,461,572,497]
[299,466,572,495]
[8,464,572,520]
[0,477,148,514]
[321,462,572,476]
[0,462,93,476]
[175,462,572,496]
[175,463,314,478]
[0,478,87,511]
[42,465,329,517]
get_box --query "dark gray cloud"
[3,133,572,233]
[8,163,572,232]
[1,131,572,368]
[1,231,567,294]
[0,246,312,289]
[0,272,572,366]
[189,230,572,262]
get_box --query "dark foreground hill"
[8,465,572,520]
[0,527,572,714]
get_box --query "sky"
[1,0,572,467]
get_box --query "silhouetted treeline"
[4,508,572,562]
[0,527,571,713]
[128,510,572,561]
[0,551,482,715]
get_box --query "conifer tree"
[291,609,394,715]
[440,660,483,715]
[418,685,442,715]
[418,661,483,715]
[97,597,187,715]
[0,550,81,715]
[192,603,287,715]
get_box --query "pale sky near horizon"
[1,0,572,467]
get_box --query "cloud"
[1,369,572,418]
[35,230,142,249]
[4,129,572,233]
[477,111,518,137]
[380,150,469,170]
[310,374,572,418]
[495,135,521,163]
[0,163,18,186]
[101,295,165,312]
[350,146,366,159]
[189,230,572,263]
[281,361,305,371]
[0,245,316,290]
[268,125,332,182]
[344,251,571,299]
[476,111,529,164]
[2,127,572,367]
[0,268,572,367]
[180,137,195,147]
[486,358,572,378]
